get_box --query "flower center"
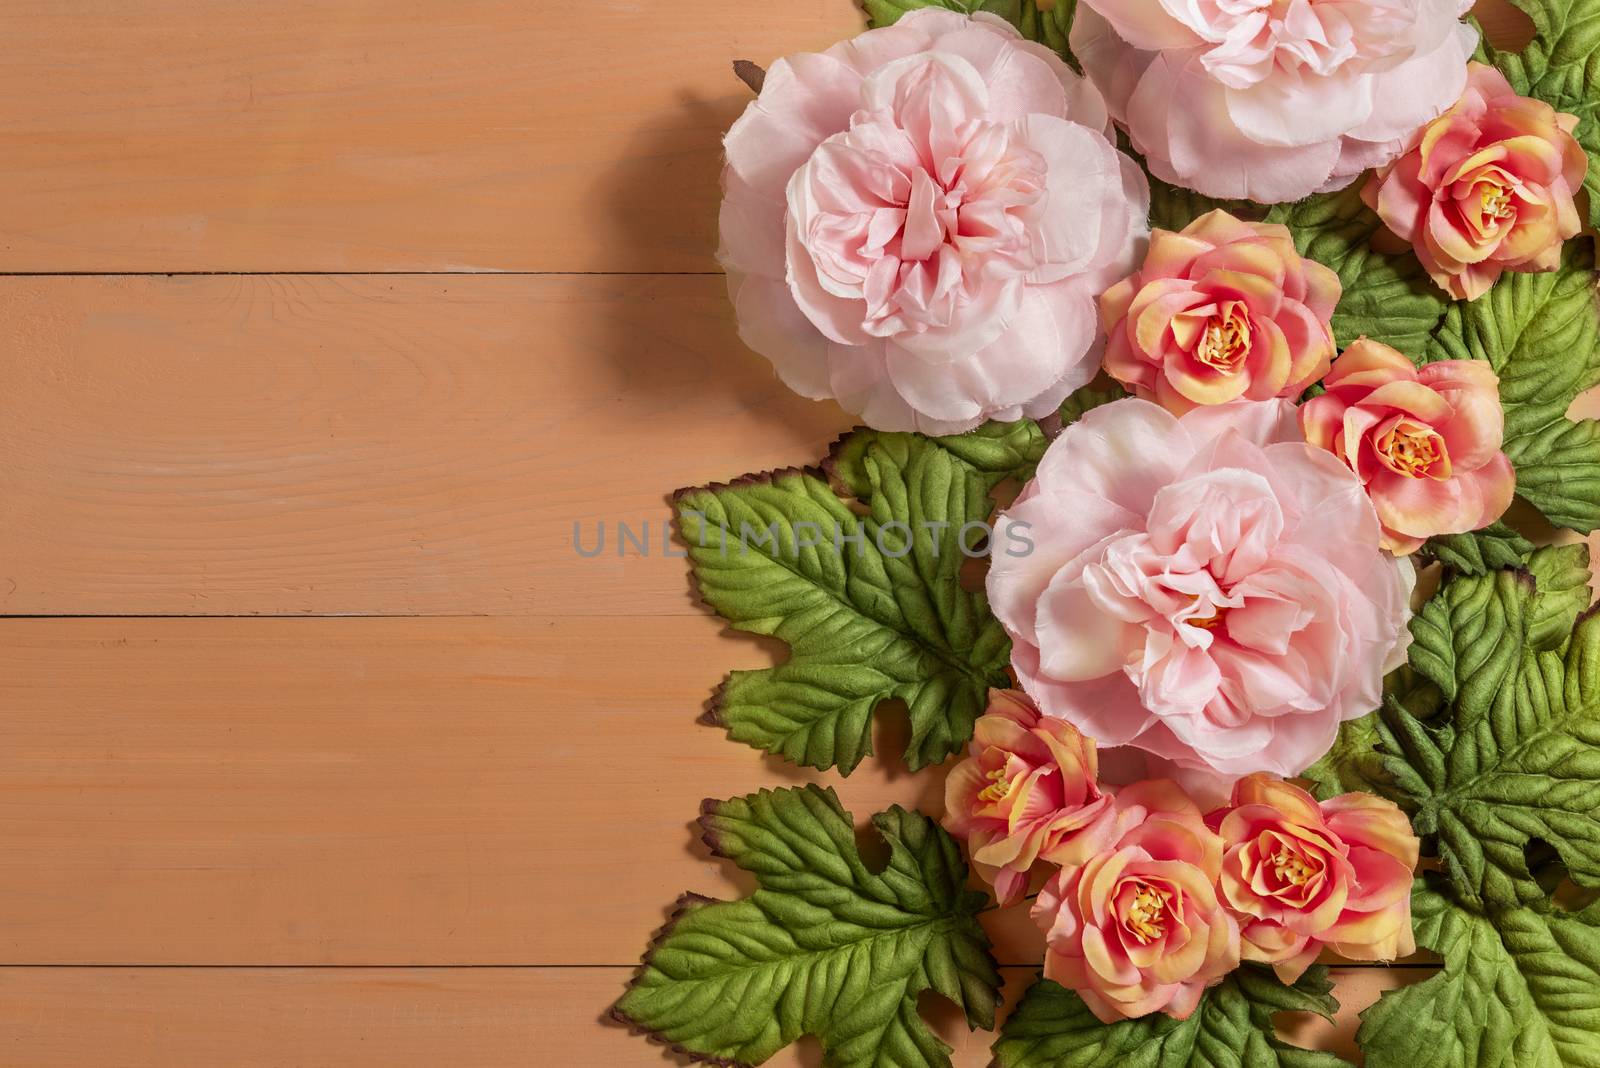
[1196,305,1250,375]
[1124,883,1170,943]
[1480,182,1516,225]
[1377,421,1448,478]
[977,766,1011,803]
[1271,849,1317,887]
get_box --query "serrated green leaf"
[1054,379,1127,428]
[1527,543,1594,650]
[1483,0,1600,230]
[1147,176,1260,234]
[1264,187,1452,358]
[1424,522,1535,575]
[1357,884,1600,1068]
[828,420,1046,502]
[1374,572,1600,908]
[614,785,1000,1068]
[1300,712,1389,801]
[1425,243,1600,532]
[859,0,1077,57]
[990,966,1352,1068]
[677,436,1011,774]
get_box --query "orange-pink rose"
[1300,338,1515,554]
[1101,210,1341,414]
[1031,780,1240,1022]
[943,689,1116,905]
[1364,63,1586,300]
[1209,775,1420,982]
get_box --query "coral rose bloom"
[719,10,1149,434]
[1032,780,1239,1021]
[1102,210,1341,413]
[987,398,1413,785]
[1364,63,1587,300]
[1211,774,1420,981]
[1300,339,1515,553]
[1069,0,1478,202]
[943,689,1116,905]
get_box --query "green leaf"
[1423,522,1535,575]
[990,966,1352,1068]
[1379,570,1600,907]
[1527,543,1594,650]
[1425,243,1600,532]
[1357,885,1600,1068]
[1300,712,1389,801]
[1265,187,1451,358]
[614,785,1000,1068]
[828,420,1046,501]
[1483,0,1600,230]
[676,436,1012,774]
[859,0,1077,57]
[1147,176,1260,234]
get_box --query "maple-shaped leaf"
[1425,243,1600,532]
[613,785,1001,1068]
[1357,884,1600,1068]
[1335,548,1600,909]
[990,967,1352,1068]
[1482,0,1600,230]
[675,432,1013,774]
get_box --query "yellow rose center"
[1271,849,1316,887]
[1196,305,1251,374]
[1480,182,1515,226]
[1124,882,1170,943]
[977,766,1011,803]
[1377,421,1447,479]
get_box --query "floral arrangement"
[612,1,1600,1065]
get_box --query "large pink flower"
[987,398,1413,786]
[1210,774,1419,981]
[943,689,1117,905]
[1069,0,1478,203]
[1300,339,1515,554]
[1101,210,1340,413]
[1364,63,1587,300]
[719,10,1149,433]
[1032,780,1240,1021]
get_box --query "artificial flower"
[1102,209,1340,413]
[1210,774,1420,981]
[1364,62,1587,300]
[943,689,1117,904]
[719,9,1149,434]
[1069,0,1478,203]
[1032,779,1240,1021]
[1300,338,1515,554]
[987,398,1413,787]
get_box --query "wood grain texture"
[0,615,983,965]
[0,965,1421,1067]
[0,1,1531,275]
[0,0,862,274]
[0,274,848,616]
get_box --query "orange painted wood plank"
[0,274,849,616]
[0,965,1426,1066]
[0,615,989,965]
[0,0,861,273]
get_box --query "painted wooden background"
[0,1,1575,1064]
